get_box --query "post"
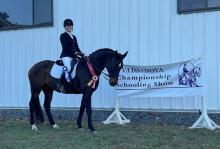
[103,96,130,124]
[189,96,220,130]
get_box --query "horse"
[188,67,201,87]
[179,66,201,87]
[28,48,128,132]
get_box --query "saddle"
[49,57,98,93]
[55,59,64,66]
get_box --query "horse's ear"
[115,50,120,57]
[115,50,118,55]
[121,51,128,59]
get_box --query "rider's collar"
[65,31,73,39]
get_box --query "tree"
[0,12,9,20]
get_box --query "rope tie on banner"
[86,57,98,88]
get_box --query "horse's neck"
[89,51,113,76]
[89,56,106,76]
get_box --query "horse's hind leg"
[42,85,58,128]
[29,87,43,130]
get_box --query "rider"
[60,18,84,82]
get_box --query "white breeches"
[61,57,72,72]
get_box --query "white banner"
[116,56,203,97]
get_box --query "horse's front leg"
[80,87,96,132]
[86,93,95,132]
[77,95,86,129]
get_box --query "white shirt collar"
[66,31,73,39]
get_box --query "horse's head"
[106,51,128,86]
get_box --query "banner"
[116,56,203,97]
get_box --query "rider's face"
[65,25,73,32]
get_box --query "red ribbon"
[86,57,98,88]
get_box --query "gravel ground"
[1,109,220,126]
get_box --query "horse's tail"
[29,87,45,123]
[34,95,44,123]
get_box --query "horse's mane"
[90,48,115,56]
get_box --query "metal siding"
[217,12,220,110]
[205,12,219,110]
[0,0,220,111]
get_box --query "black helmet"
[63,19,73,27]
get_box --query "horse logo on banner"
[178,62,201,87]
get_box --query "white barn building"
[0,0,220,112]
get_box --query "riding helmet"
[63,19,73,27]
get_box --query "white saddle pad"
[50,63,63,79]
[50,62,78,79]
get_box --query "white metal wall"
[0,0,220,111]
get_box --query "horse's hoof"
[91,130,97,134]
[52,124,59,129]
[78,128,84,131]
[91,129,97,134]
[31,124,38,131]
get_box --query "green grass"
[1,120,220,149]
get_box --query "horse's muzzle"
[109,77,118,86]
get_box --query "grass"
[1,120,220,149]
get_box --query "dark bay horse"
[28,48,128,132]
